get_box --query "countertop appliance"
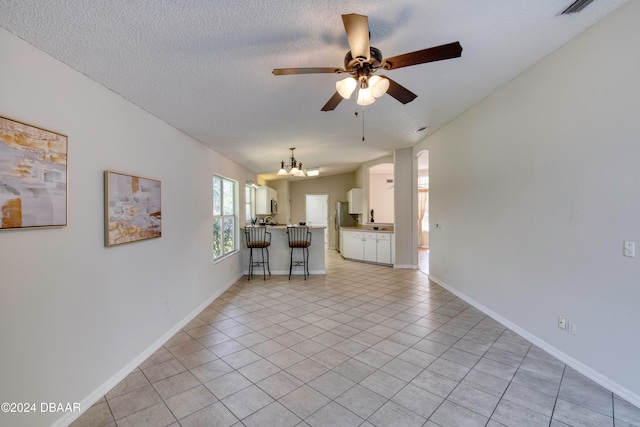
[335,201,358,252]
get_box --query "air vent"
[561,0,596,14]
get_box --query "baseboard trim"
[394,264,418,269]
[54,272,242,427]
[428,274,640,409]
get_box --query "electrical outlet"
[568,320,577,335]
[165,302,171,314]
[624,241,635,257]
[558,316,566,330]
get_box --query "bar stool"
[287,226,312,280]
[244,226,271,280]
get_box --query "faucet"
[264,216,274,225]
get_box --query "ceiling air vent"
[561,0,596,14]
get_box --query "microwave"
[270,199,278,214]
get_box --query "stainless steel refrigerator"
[335,201,358,252]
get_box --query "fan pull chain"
[362,106,365,142]
[353,92,365,142]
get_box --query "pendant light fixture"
[276,148,306,177]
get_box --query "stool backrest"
[287,226,311,248]
[244,226,271,248]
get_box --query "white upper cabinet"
[256,186,278,214]
[346,188,363,214]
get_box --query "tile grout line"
[548,364,567,427]
[76,251,638,427]
[483,330,536,426]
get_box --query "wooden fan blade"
[321,91,344,111]
[383,76,417,104]
[342,14,370,61]
[381,41,462,70]
[272,67,345,75]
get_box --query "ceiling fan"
[272,13,463,111]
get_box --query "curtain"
[418,188,428,247]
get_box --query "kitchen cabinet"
[375,232,392,265]
[364,233,377,262]
[342,231,364,260]
[346,188,363,214]
[256,186,278,215]
[341,230,393,265]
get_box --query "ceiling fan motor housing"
[344,47,383,73]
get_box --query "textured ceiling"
[0,0,628,180]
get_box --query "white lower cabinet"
[341,230,393,265]
[364,233,377,263]
[343,231,364,260]
[376,232,392,265]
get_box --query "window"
[213,175,237,259]
[245,185,253,222]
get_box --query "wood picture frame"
[104,170,161,247]
[0,116,68,230]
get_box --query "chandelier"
[277,148,306,177]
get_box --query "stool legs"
[289,247,293,280]
[288,246,309,280]
[262,248,271,280]
[305,246,309,277]
[248,246,270,281]
[260,247,271,280]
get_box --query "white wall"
[413,1,640,406]
[287,173,355,249]
[393,148,417,268]
[355,155,393,225]
[368,172,394,224]
[0,28,253,426]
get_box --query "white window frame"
[213,175,237,260]
[245,185,254,222]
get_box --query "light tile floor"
[419,248,429,275]
[72,250,640,427]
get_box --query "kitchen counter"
[340,225,394,233]
[242,226,326,276]
[253,225,327,229]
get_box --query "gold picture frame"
[104,170,161,247]
[0,116,68,230]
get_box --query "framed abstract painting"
[0,116,68,230]
[104,170,161,247]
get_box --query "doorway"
[417,151,429,274]
[306,194,329,250]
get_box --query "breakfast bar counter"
[242,226,326,276]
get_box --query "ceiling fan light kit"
[336,77,357,99]
[356,86,376,106]
[272,13,462,111]
[368,76,390,98]
[337,75,389,106]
